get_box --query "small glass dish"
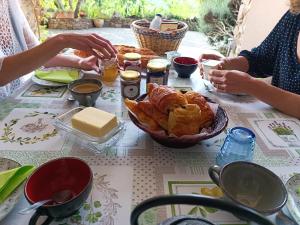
[54,107,125,152]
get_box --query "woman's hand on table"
[55,33,117,59]
[208,69,253,94]
[198,53,250,77]
[198,53,230,76]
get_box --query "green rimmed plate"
[0,158,23,221]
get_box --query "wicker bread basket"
[131,20,188,55]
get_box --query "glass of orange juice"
[101,58,119,82]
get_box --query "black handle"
[130,195,275,225]
[29,210,53,225]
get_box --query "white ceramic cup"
[202,59,222,80]
[201,60,221,91]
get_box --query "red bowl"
[128,94,228,148]
[173,57,198,78]
[24,157,93,222]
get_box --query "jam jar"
[120,70,141,99]
[148,58,171,81]
[124,53,142,72]
[146,61,167,86]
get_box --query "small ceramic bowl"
[24,157,93,225]
[209,161,287,215]
[68,79,103,107]
[173,57,198,78]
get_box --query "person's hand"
[78,56,100,72]
[55,33,117,60]
[208,69,253,94]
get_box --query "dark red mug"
[24,157,93,225]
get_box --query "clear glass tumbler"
[216,127,256,167]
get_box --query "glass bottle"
[149,14,162,31]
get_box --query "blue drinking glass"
[216,127,256,167]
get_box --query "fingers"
[92,33,117,53]
[199,53,222,62]
[90,34,117,57]
[209,69,225,78]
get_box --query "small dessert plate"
[285,174,300,224]
[0,158,23,221]
[31,75,67,87]
[54,107,125,152]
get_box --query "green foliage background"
[40,0,231,21]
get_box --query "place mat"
[0,109,65,151]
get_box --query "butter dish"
[54,107,125,152]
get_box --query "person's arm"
[44,54,84,68]
[209,69,300,118]
[245,78,300,118]
[0,33,116,86]
[238,11,291,77]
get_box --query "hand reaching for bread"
[125,83,215,137]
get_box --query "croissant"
[168,104,202,136]
[148,84,187,114]
[124,99,161,131]
[137,100,169,130]
[184,91,214,128]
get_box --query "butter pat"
[71,107,118,137]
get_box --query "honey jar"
[146,61,167,86]
[101,58,119,82]
[124,53,142,72]
[120,70,141,99]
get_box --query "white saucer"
[31,75,67,87]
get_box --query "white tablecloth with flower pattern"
[0,69,300,225]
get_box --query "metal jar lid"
[124,53,142,61]
[149,58,171,69]
[147,61,166,72]
[120,70,140,81]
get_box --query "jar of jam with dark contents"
[124,53,142,72]
[146,61,167,87]
[120,70,141,99]
[148,58,171,82]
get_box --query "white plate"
[32,68,84,87]
[0,158,23,221]
[31,75,67,87]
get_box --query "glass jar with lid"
[123,53,142,72]
[146,61,167,86]
[120,70,141,100]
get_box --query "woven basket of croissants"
[125,83,228,148]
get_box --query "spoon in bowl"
[18,189,73,215]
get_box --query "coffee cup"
[208,161,287,215]
[24,157,93,225]
[201,59,221,80]
[68,79,102,107]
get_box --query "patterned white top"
[0,0,39,99]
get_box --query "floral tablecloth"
[0,70,300,225]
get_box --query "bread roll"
[137,100,168,130]
[168,104,202,136]
[148,84,187,114]
[124,99,161,131]
[184,91,214,128]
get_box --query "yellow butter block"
[71,107,118,137]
